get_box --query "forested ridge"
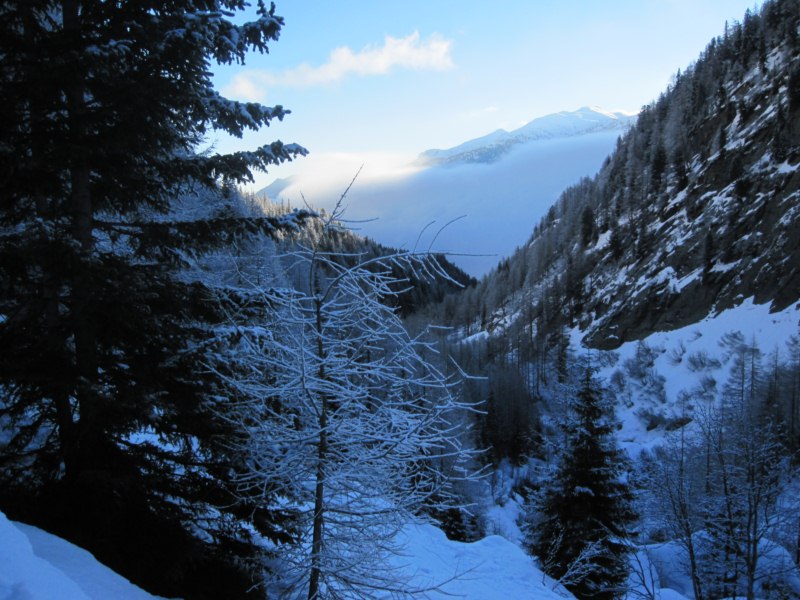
[415,1,800,598]
[429,0,800,348]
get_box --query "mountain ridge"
[416,106,636,167]
[434,5,800,350]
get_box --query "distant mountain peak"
[257,175,297,200]
[573,105,632,120]
[418,106,636,167]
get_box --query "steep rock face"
[582,29,800,348]
[451,0,800,351]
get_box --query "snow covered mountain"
[417,106,635,167]
[448,8,800,352]
[421,0,800,473]
[262,106,635,276]
[417,10,800,596]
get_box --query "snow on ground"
[581,298,800,457]
[623,547,693,600]
[483,496,525,545]
[7,300,797,600]
[386,522,570,600]
[478,458,533,545]
[658,589,692,600]
[0,511,168,600]
[391,520,698,600]
[645,536,800,600]
[0,505,570,600]
[0,505,566,600]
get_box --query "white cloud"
[223,73,265,103]
[270,151,422,199]
[223,32,454,100]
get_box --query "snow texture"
[386,522,570,599]
[0,507,575,600]
[0,511,167,600]
[419,106,634,164]
[645,537,800,600]
[584,298,800,458]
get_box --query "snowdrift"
[0,511,167,600]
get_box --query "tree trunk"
[308,297,328,600]
[19,1,79,480]
[307,402,327,600]
[63,0,98,465]
[796,516,800,566]
[677,429,705,600]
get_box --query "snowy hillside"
[418,106,634,166]
[384,523,571,600]
[453,7,800,348]
[587,297,800,457]
[0,511,167,600]
[0,508,579,600]
[263,107,634,276]
[5,506,708,600]
[417,9,800,597]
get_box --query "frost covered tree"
[527,373,637,600]
[642,426,709,600]
[0,1,306,596]
[210,210,479,599]
[692,335,793,600]
[640,333,798,600]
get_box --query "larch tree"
[0,1,307,596]
[643,426,709,600]
[209,207,481,599]
[693,334,793,600]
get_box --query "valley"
[262,107,633,276]
[2,1,800,599]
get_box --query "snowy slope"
[577,48,800,349]
[419,106,634,166]
[465,24,800,355]
[262,107,635,276]
[0,511,168,600]
[417,127,511,165]
[582,297,800,457]
[1,508,572,600]
[386,523,571,600]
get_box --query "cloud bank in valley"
[264,129,627,276]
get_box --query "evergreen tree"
[703,228,716,284]
[673,147,689,190]
[650,142,667,191]
[528,374,637,600]
[0,2,306,596]
[482,366,539,464]
[581,205,596,248]
[609,222,625,261]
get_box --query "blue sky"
[212,1,763,191]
